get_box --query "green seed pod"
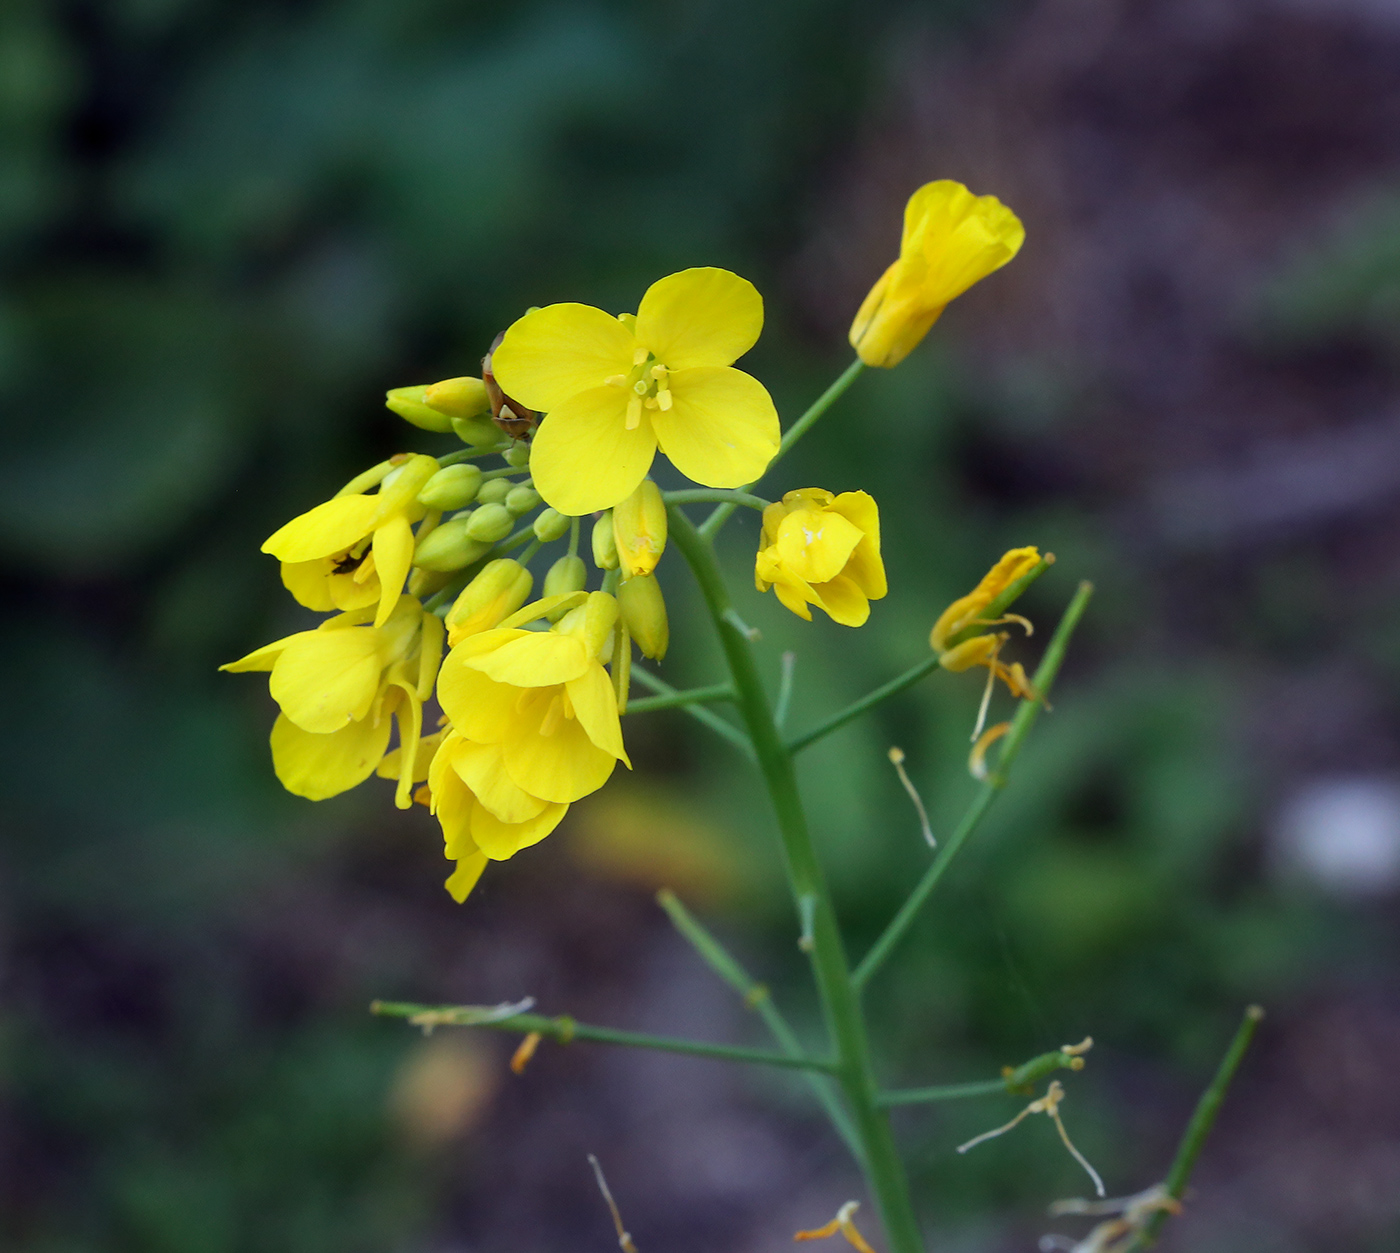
[619,573,669,660]
[385,385,454,433]
[505,485,541,516]
[592,511,620,570]
[450,412,502,448]
[412,517,493,572]
[464,502,514,543]
[532,508,572,543]
[418,464,482,511]
[505,443,531,467]
[476,478,512,505]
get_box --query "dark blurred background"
[6,0,1400,1249]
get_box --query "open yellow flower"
[755,489,887,627]
[436,591,631,807]
[850,181,1024,368]
[491,268,781,515]
[221,595,443,806]
[263,454,438,628]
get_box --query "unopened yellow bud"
[505,485,541,516]
[374,454,439,523]
[386,385,454,433]
[612,480,667,577]
[619,573,669,660]
[533,508,572,543]
[544,554,587,599]
[592,512,620,570]
[476,479,512,505]
[412,517,492,571]
[464,502,514,543]
[446,558,533,641]
[423,376,490,419]
[418,464,482,511]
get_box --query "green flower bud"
[476,478,512,505]
[464,502,514,543]
[533,508,572,543]
[619,573,669,660]
[418,464,482,511]
[450,412,501,448]
[386,385,454,433]
[505,443,531,467]
[592,511,620,570]
[544,554,587,599]
[505,485,541,516]
[423,376,490,419]
[413,517,493,572]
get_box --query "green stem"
[370,1001,838,1073]
[437,444,512,467]
[788,655,942,753]
[669,505,925,1253]
[880,1080,1009,1105]
[630,667,754,758]
[624,683,735,714]
[656,890,864,1162]
[853,582,1094,990]
[880,1046,1091,1107]
[1124,1006,1264,1251]
[698,357,866,541]
[665,489,771,512]
[479,463,530,481]
[774,651,797,729]
[568,515,580,559]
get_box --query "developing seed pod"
[619,573,669,660]
[592,512,620,570]
[413,517,493,571]
[505,485,541,516]
[465,502,514,543]
[482,332,538,440]
[476,478,512,505]
[533,508,572,542]
[418,464,482,511]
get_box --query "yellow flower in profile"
[221,595,443,806]
[755,489,887,627]
[263,454,439,628]
[850,181,1025,368]
[490,268,781,515]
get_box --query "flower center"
[606,349,672,430]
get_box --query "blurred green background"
[7,1,1400,1250]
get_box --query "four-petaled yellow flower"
[755,489,887,627]
[221,594,443,806]
[491,268,781,515]
[263,454,439,628]
[850,180,1024,369]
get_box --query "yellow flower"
[436,591,631,808]
[263,454,439,628]
[490,268,781,515]
[221,595,443,806]
[850,181,1025,368]
[754,489,887,627]
[444,558,534,646]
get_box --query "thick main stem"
[669,507,925,1253]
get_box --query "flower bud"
[418,464,482,511]
[619,573,669,660]
[450,413,501,448]
[505,443,531,467]
[476,478,512,505]
[374,454,439,524]
[413,517,493,571]
[446,558,533,642]
[544,554,587,599]
[423,376,490,419]
[386,385,454,433]
[592,512,619,570]
[612,480,667,577]
[464,502,514,543]
[505,485,541,516]
[533,508,572,543]
[557,591,619,657]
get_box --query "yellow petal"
[432,763,479,860]
[436,655,526,742]
[220,630,317,674]
[809,573,871,627]
[388,684,422,809]
[328,569,380,612]
[491,302,636,411]
[445,850,488,903]
[371,514,415,628]
[775,507,863,585]
[502,709,617,803]
[564,663,629,765]
[634,267,763,370]
[449,737,548,825]
[268,628,383,733]
[377,727,445,784]
[650,367,779,489]
[772,575,815,621]
[529,386,656,515]
[270,712,392,800]
[281,560,336,611]
[471,800,568,861]
[465,631,589,688]
[262,495,380,562]
[904,181,1024,304]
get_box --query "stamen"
[960,1082,1105,1198]
[794,1201,878,1253]
[588,1155,639,1253]
[971,641,1002,742]
[644,397,659,409]
[656,389,673,411]
[888,747,936,847]
[968,722,1011,780]
[604,374,627,387]
[510,1032,542,1075]
[649,364,668,379]
[539,695,565,737]
[632,347,649,366]
[626,396,643,430]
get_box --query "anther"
[626,396,643,430]
[510,1032,542,1074]
[656,390,673,411]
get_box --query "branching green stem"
[438,443,512,466]
[624,683,735,714]
[630,667,754,758]
[370,1001,838,1073]
[789,655,942,753]
[669,504,925,1253]
[880,1046,1090,1107]
[665,489,771,512]
[853,582,1094,990]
